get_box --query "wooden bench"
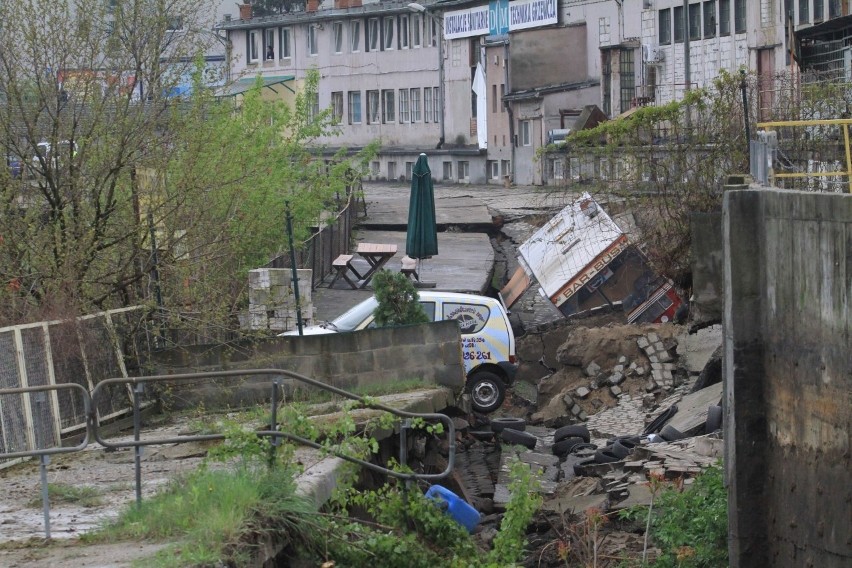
[400,255,419,281]
[329,254,363,289]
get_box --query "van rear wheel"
[467,371,506,413]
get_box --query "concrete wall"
[724,189,851,567]
[152,320,465,409]
[690,212,723,325]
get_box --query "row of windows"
[370,159,511,181]
[796,0,843,24]
[658,0,746,45]
[329,87,441,125]
[247,15,439,63]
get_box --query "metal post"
[399,418,412,526]
[39,454,51,539]
[741,70,751,154]
[268,379,280,468]
[133,382,144,508]
[435,15,445,149]
[285,201,304,335]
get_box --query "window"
[734,0,746,32]
[412,14,422,47]
[248,30,260,63]
[400,15,409,49]
[367,90,380,123]
[428,17,438,46]
[381,89,395,122]
[814,0,824,21]
[367,18,379,51]
[333,22,343,54]
[410,88,421,122]
[830,0,841,18]
[492,84,497,113]
[388,162,397,180]
[442,161,452,180]
[620,48,635,115]
[350,21,361,52]
[308,92,319,121]
[264,29,275,59]
[569,157,580,180]
[520,120,531,146]
[552,159,564,180]
[501,160,511,176]
[458,161,470,181]
[659,9,671,45]
[719,0,730,35]
[602,50,612,116]
[674,6,684,42]
[488,160,499,180]
[433,87,440,123]
[348,91,361,124]
[689,3,701,40]
[280,27,292,58]
[331,91,343,124]
[703,1,716,38]
[308,24,318,55]
[399,89,410,122]
[371,161,380,175]
[383,17,395,50]
[405,161,414,179]
[424,88,432,122]
[799,0,809,23]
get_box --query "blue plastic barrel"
[425,485,480,533]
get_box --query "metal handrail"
[1,369,457,538]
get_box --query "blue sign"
[489,0,509,37]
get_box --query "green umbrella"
[406,153,438,262]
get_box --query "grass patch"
[84,463,314,567]
[27,483,104,508]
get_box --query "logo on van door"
[444,303,489,334]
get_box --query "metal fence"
[264,180,364,290]
[0,369,456,539]
[0,306,155,467]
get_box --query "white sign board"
[508,0,558,31]
[443,0,557,39]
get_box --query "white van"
[284,291,517,413]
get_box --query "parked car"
[283,291,517,413]
[31,141,77,171]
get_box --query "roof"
[503,80,600,102]
[516,192,625,299]
[215,75,295,98]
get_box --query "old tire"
[489,417,526,433]
[500,428,537,450]
[552,436,585,457]
[594,448,622,464]
[659,424,685,442]
[573,457,596,476]
[612,439,636,458]
[554,424,591,443]
[705,405,722,433]
[467,371,506,413]
[569,442,598,455]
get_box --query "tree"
[0,0,376,332]
[371,271,429,327]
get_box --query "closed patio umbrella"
[406,153,438,275]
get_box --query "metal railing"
[0,369,455,539]
[756,118,852,193]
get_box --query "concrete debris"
[585,361,601,376]
[575,386,590,399]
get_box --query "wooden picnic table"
[356,242,398,288]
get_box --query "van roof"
[416,291,498,304]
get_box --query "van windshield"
[330,297,379,331]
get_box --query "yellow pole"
[844,124,852,194]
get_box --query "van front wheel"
[467,371,506,413]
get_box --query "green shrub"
[372,270,429,327]
[650,466,728,568]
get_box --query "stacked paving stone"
[493,426,558,508]
[246,268,314,331]
[636,332,679,392]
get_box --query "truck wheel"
[467,371,506,413]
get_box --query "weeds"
[27,483,104,508]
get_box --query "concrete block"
[608,372,625,385]
[613,364,625,373]
[585,361,601,376]
[637,337,649,349]
[610,386,622,397]
[658,350,673,363]
[575,386,590,399]
[647,332,659,344]
[571,404,582,416]
[618,355,628,364]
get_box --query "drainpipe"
[504,42,514,183]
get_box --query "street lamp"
[408,2,444,149]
